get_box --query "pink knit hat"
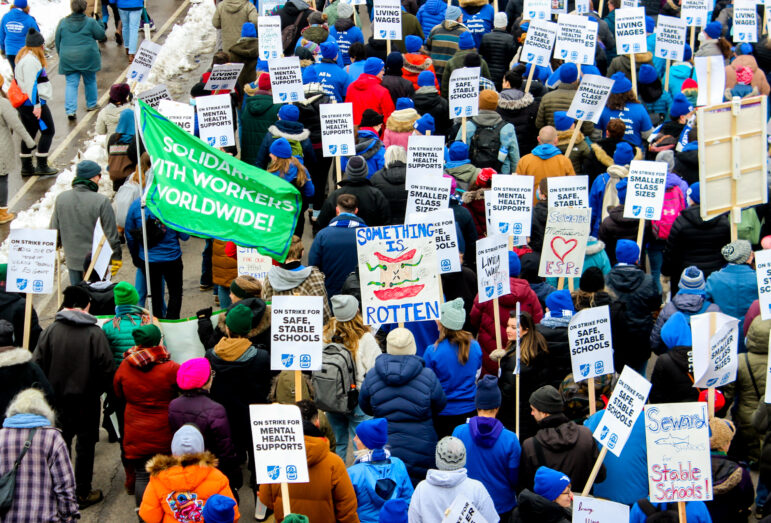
[735,66,754,86]
[761,235,771,250]
[177,357,212,390]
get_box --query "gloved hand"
[196,307,213,320]
[489,348,507,362]
[110,259,122,276]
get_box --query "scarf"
[540,312,572,328]
[3,413,51,428]
[214,337,253,362]
[124,345,171,368]
[330,214,362,228]
[115,304,146,317]
[72,178,99,192]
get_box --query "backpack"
[469,120,506,171]
[282,10,306,56]
[129,215,167,250]
[651,185,685,240]
[636,499,679,522]
[312,342,358,415]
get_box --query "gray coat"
[50,185,121,271]
[0,98,34,175]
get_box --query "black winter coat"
[449,199,478,267]
[0,347,54,425]
[530,201,547,253]
[598,205,651,266]
[479,29,517,89]
[278,1,312,54]
[535,323,571,387]
[365,36,388,61]
[673,149,700,185]
[381,74,415,104]
[498,349,550,440]
[75,281,116,317]
[639,0,661,16]
[753,39,771,76]
[649,346,698,404]
[707,454,754,522]
[497,89,540,156]
[413,87,452,138]
[509,490,571,523]
[0,292,41,349]
[370,162,408,224]
[316,177,392,229]
[294,90,333,145]
[440,266,477,331]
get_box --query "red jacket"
[345,73,395,126]
[402,53,439,90]
[470,278,544,376]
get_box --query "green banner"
[137,100,301,261]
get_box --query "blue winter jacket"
[359,354,447,483]
[347,454,414,523]
[295,33,344,66]
[111,0,143,10]
[456,110,521,173]
[667,62,696,99]
[461,4,494,49]
[630,500,712,523]
[125,199,190,262]
[597,103,653,146]
[271,162,315,198]
[705,263,758,349]
[0,8,39,56]
[453,416,521,513]
[416,0,445,40]
[340,129,385,177]
[308,214,367,297]
[423,338,482,415]
[346,60,366,84]
[303,59,350,102]
[329,22,364,66]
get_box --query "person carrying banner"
[510,466,573,523]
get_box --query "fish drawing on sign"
[654,434,702,452]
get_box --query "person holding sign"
[370,147,408,224]
[424,6,468,80]
[534,290,574,387]
[597,72,653,148]
[554,112,591,174]
[509,466,573,522]
[534,63,595,138]
[255,103,316,170]
[694,21,730,60]
[705,417,754,522]
[227,23,259,94]
[648,312,700,404]
[457,89,521,173]
[266,138,315,236]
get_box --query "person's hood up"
[348,74,384,95]
[665,346,692,373]
[267,265,313,291]
[0,347,32,369]
[373,353,425,386]
[229,37,260,57]
[386,109,420,132]
[284,0,309,15]
[246,94,278,116]
[305,435,330,466]
[268,121,310,142]
[55,308,98,326]
[334,17,355,32]
[678,205,717,229]
[671,292,706,314]
[557,129,584,146]
[497,89,535,111]
[216,297,271,340]
[585,237,605,256]
[404,53,433,74]
[422,0,447,16]
[469,416,503,448]
[711,454,744,495]
[425,468,468,487]
[515,489,572,522]
[532,143,562,160]
[590,142,642,169]
[670,62,694,79]
[607,205,637,226]
[379,161,407,184]
[606,265,646,293]
[301,25,329,44]
[661,312,692,349]
[146,451,219,492]
[222,0,252,13]
[471,110,504,127]
[535,414,581,451]
[745,317,771,355]
[354,461,400,506]
[355,137,383,164]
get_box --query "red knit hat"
[681,78,698,91]
[258,72,271,91]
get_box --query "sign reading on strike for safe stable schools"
[572,496,630,522]
[489,174,533,241]
[269,57,305,104]
[237,246,274,281]
[476,235,511,304]
[691,311,739,388]
[158,100,194,134]
[680,0,710,27]
[6,228,57,294]
[406,174,451,216]
[204,63,245,92]
[270,295,323,371]
[520,20,558,67]
[250,404,309,484]
[733,0,758,43]
[538,207,591,278]
[258,16,282,60]
[655,15,687,61]
[644,402,713,502]
[372,0,402,40]
[449,67,480,118]
[567,74,614,124]
[320,103,355,158]
[755,249,771,320]
[623,160,668,221]
[554,14,588,64]
[195,93,235,148]
[137,84,172,109]
[548,175,588,208]
[568,305,614,381]
[356,225,441,325]
[127,39,162,83]
[593,366,651,457]
[615,7,647,55]
[407,209,461,274]
[407,135,444,181]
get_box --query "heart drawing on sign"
[550,236,578,262]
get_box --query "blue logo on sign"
[440,258,451,271]
[706,377,719,387]
[686,16,693,23]
[608,433,618,449]
[282,354,294,367]
[661,49,668,57]
[454,107,462,116]
[560,49,568,58]
[644,206,654,219]
[329,145,337,155]
[32,280,43,293]
[622,44,630,53]
[290,92,298,101]
[485,286,495,298]
[279,93,287,101]
[465,106,472,116]
[499,223,509,234]
[575,109,585,118]
[513,223,523,235]
[632,205,641,217]
[526,52,535,61]
[299,354,311,369]
[15,278,27,291]
[207,137,216,146]
[264,51,270,59]
[267,466,280,480]
[341,144,348,155]
[287,465,298,480]
[580,363,591,377]
[600,425,609,440]
[595,361,604,374]
[219,135,227,146]
[379,30,387,38]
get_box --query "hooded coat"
[649,346,698,404]
[734,317,771,463]
[0,291,42,349]
[497,89,539,155]
[480,29,516,89]
[240,93,282,165]
[650,292,718,355]
[606,51,654,80]
[345,73,396,125]
[413,86,451,137]
[347,454,414,523]
[706,263,758,338]
[402,53,439,90]
[197,297,271,351]
[329,18,364,66]
[228,36,260,94]
[706,453,754,522]
[416,0,446,37]
[408,468,499,522]
[383,108,419,149]
[54,12,106,75]
[211,0,259,53]
[278,0,312,54]
[263,264,332,323]
[255,120,315,169]
[370,161,408,224]
[457,110,520,174]
[599,205,651,266]
[0,346,54,425]
[381,72,415,104]
[510,489,571,523]
[308,214,368,297]
[462,187,489,237]
[515,145,575,195]
[316,167,391,231]
[535,84,595,137]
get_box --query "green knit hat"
[283,515,309,523]
[132,324,162,347]
[226,304,252,336]
[113,281,139,306]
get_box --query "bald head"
[538,126,558,145]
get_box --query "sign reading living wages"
[6,228,57,294]
[476,235,510,304]
[568,305,614,381]
[158,100,194,134]
[592,366,651,457]
[372,0,402,40]
[614,7,647,55]
[203,63,245,92]
[320,103,355,157]
[250,404,309,484]
[137,84,171,109]
[270,295,323,371]
[579,20,598,65]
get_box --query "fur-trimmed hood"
[497,89,535,110]
[462,186,488,203]
[590,142,643,168]
[403,53,432,74]
[0,347,32,369]
[267,123,310,142]
[217,303,271,341]
[460,0,488,7]
[146,451,219,476]
[557,129,582,145]
[585,237,605,256]
[386,108,419,131]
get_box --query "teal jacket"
[102,307,153,366]
[55,13,106,75]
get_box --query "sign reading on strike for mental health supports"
[237,246,274,281]
[195,93,235,148]
[548,175,588,208]
[615,7,647,55]
[567,74,614,124]
[538,207,591,278]
[575,0,590,13]
[320,103,355,158]
[489,174,533,240]
[127,39,161,83]
[593,366,651,457]
[442,496,489,523]
[681,0,710,27]
[554,14,587,64]
[733,0,758,42]
[644,402,713,502]
[449,67,480,119]
[407,209,460,274]
[250,404,309,484]
[158,100,195,134]
[356,225,441,325]
[476,235,510,304]
[623,160,668,221]
[406,135,444,181]
[258,16,282,60]
[655,15,687,61]
[372,0,402,40]
[572,496,630,522]
[270,295,323,371]
[523,0,550,20]
[405,174,451,216]
[691,312,739,388]
[137,84,171,109]
[579,20,598,65]
[6,228,57,294]
[269,57,305,104]
[520,20,558,67]
[204,63,245,92]
[568,305,614,381]
[755,249,771,320]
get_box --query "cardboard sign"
[195,94,234,148]
[615,7,647,55]
[269,57,305,104]
[258,16,283,60]
[621,0,638,6]
[90,218,113,281]
[406,174,451,216]
[755,249,771,320]
[644,402,713,502]
[137,84,171,109]
[127,40,162,83]
[489,174,534,239]
[573,496,630,522]
[449,67,480,119]
[236,246,274,281]
[733,0,758,43]
[320,103,355,157]
[523,0,551,20]
[520,20,558,66]
[356,225,441,325]
[372,0,402,40]
[270,295,323,371]
[681,0,710,27]
[547,175,588,208]
[580,20,598,65]
[157,99,195,134]
[568,305,614,381]
[623,160,668,221]
[6,228,57,294]
[407,209,461,274]
[691,312,739,388]
[538,207,591,278]
[204,63,244,92]
[406,135,445,181]
[592,366,651,457]
[476,235,511,304]
[566,74,614,124]
[442,496,489,523]
[555,14,588,64]
[250,404,309,484]
[694,55,725,106]
[575,0,590,13]
[655,15,687,61]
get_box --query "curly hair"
[323,314,369,361]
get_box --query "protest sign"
[623,160,668,221]
[488,174,534,239]
[538,207,591,278]
[127,40,161,83]
[551,0,567,16]
[157,100,195,134]
[554,14,588,64]
[138,100,301,261]
[406,135,444,181]
[573,496,630,522]
[204,63,245,92]
[250,404,309,484]
[644,402,713,502]
[766,355,771,403]
[621,0,637,6]
[407,209,460,274]
[320,103,355,157]
[520,20,558,67]
[258,16,283,60]
[655,15,687,61]
[237,246,274,281]
[6,228,57,294]
[694,55,726,106]
[580,20,598,65]
[259,0,282,15]
[523,0,550,20]
[442,496,489,523]
[356,225,441,325]
[137,84,171,109]
[196,94,235,148]
[681,0,710,26]
[270,295,323,371]
[406,174,451,216]
[269,57,305,104]
[733,0,758,42]
[575,0,590,13]
[691,312,739,388]
[89,218,113,281]
[476,235,510,304]
[755,249,771,320]
[566,75,614,124]
[615,7,647,55]
[449,67,480,118]
[547,175,588,208]
[592,366,651,457]
[568,305,614,381]
[372,0,402,40]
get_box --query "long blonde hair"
[268,156,309,187]
[15,45,46,68]
[435,325,473,365]
[506,311,548,366]
[323,314,369,361]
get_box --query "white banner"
[270,295,323,371]
[250,404,309,484]
[137,84,171,109]
[566,74,614,124]
[449,67,480,119]
[691,311,739,388]
[204,63,244,92]
[573,496,630,522]
[489,174,534,240]
[568,305,615,381]
[623,160,668,221]
[593,366,651,457]
[127,40,162,83]
[372,0,402,40]
[407,209,461,274]
[548,175,588,208]
[655,15,687,61]
[196,94,234,148]
[476,235,511,304]
[755,249,771,320]
[615,7,647,55]
[320,103,356,157]
[158,100,195,134]
[406,135,445,181]
[236,247,274,281]
[258,16,283,60]
[6,229,57,294]
[538,207,591,278]
[269,57,305,104]
[520,20,558,66]
[406,174,451,216]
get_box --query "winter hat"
[661,312,692,349]
[440,297,466,331]
[229,275,262,299]
[476,167,495,187]
[545,289,574,316]
[580,65,601,77]
[386,328,417,355]
[638,64,658,85]
[356,418,388,449]
[109,83,131,104]
[386,52,404,73]
[721,240,752,264]
[670,93,693,118]
[171,424,205,456]
[278,104,300,122]
[360,109,383,127]
[683,44,693,61]
[613,142,634,166]
[0,320,13,346]
[337,2,354,18]
[616,239,640,264]
[445,5,462,20]
[616,178,628,203]
[226,304,252,336]
[435,436,466,470]
[580,266,605,293]
[202,495,236,523]
[762,235,771,250]
[610,71,632,94]
[709,417,735,451]
[364,57,385,75]
[76,160,102,179]
[479,89,498,111]
[176,357,212,390]
[414,113,435,134]
[301,39,320,56]
[494,12,507,28]
[395,97,414,110]
[405,35,423,53]
[704,21,722,39]
[553,111,573,132]
[345,155,369,178]
[443,172,458,193]
[320,41,338,60]
[284,516,310,523]
[738,42,753,55]
[269,137,293,159]
[700,388,726,411]
[25,27,44,47]
[379,499,408,523]
[458,31,475,50]
[417,70,436,87]
[13,0,26,8]
[132,324,162,347]
[534,467,571,502]
[241,22,257,38]
[529,385,564,414]
[113,281,139,305]
[735,66,754,86]
[687,182,700,204]
[681,78,698,91]
[525,63,551,84]
[258,73,272,91]
[645,16,655,33]
[331,294,358,322]
[476,375,502,410]
[559,62,578,84]
[678,266,705,291]
[509,251,521,277]
[448,141,469,161]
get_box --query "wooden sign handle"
[280,482,291,517]
[524,63,536,95]
[22,293,33,350]
[588,376,596,416]
[564,124,582,159]
[294,370,303,402]
[678,501,687,523]
[84,235,107,282]
[664,58,671,92]
[630,53,638,98]
[581,445,608,496]
[636,218,645,253]
[461,116,468,144]
[493,296,503,356]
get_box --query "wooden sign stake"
[280,482,291,518]
[461,116,468,144]
[581,446,608,496]
[564,121,584,159]
[83,234,107,282]
[22,294,33,350]
[524,64,536,94]
[636,218,645,253]
[707,311,717,417]
[294,370,303,402]
[588,376,596,416]
[664,59,671,92]
[630,53,637,98]
[678,501,687,523]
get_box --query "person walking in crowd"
[0,0,39,71]
[705,240,758,343]
[0,75,36,224]
[369,146,408,225]
[510,467,573,523]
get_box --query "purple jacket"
[168,392,237,466]
[666,171,688,196]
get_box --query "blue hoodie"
[660,311,692,349]
[423,338,482,415]
[630,500,712,523]
[348,455,414,523]
[453,416,521,513]
[272,162,315,198]
[329,22,364,66]
[0,8,39,56]
[304,59,350,102]
[531,143,562,160]
[416,0,446,39]
[461,4,494,48]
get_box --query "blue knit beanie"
[414,113,435,134]
[356,418,388,449]
[661,311,692,349]
[508,251,521,277]
[476,375,502,409]
[637,64,658,85]
[202,495,236,523]
[417,70,436,87]
[320,41,338,60]
[269,137,292,159]
[278,104,300,122]
[364,57,384,75]
[458,31,475,50]
[553,111,573,132]
[241,22,256,38]
[546,289,574,316]
[670,93,693,118]
[616,239,640,264]
[405,35,423,53]
[534,467,571,502]
[448,141,469,161]
[613,142,634,166]
[688,182,700,204]
[559,62,578,84]
[616,178,628,203]
[396,97,414,110]
[705,21,721,39]
[610,71,632,93]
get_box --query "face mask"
[686,114,696,126]
[698,31,707,43]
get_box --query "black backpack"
[469,120,506,171]
[312,342,358,415]
[636,499,679,522]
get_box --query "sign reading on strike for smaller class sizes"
[623,160,668,221]
[567,74,614,124]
